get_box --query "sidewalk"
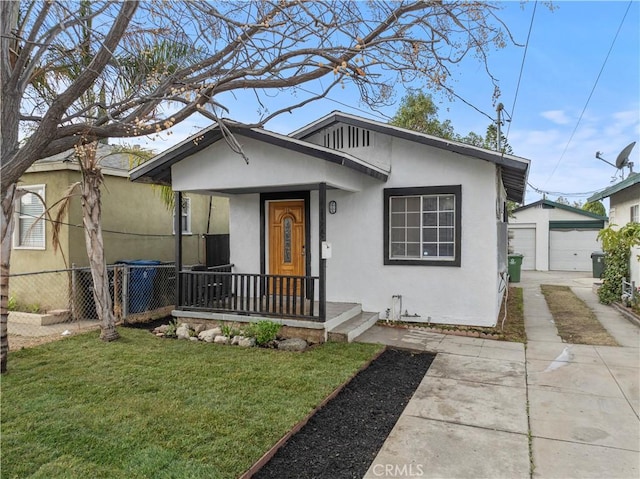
[521,271,639,479]
[356,270,640,479]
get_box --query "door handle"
[302,245,305,256]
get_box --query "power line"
[527,182,603,198]
[506,0,538,140]
[22,212,177,238]
[295,85,392,122]
[543,1,633,186]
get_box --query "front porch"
[173,266,379,342]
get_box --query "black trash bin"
[118,260,161,313]
[591,252,606,279]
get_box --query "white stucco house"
[130,111,530,340]
[508,199,607,272]
[588,173,640,285]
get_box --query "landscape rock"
[154,324,169,334]
[238,337,256,348]
[176,324,192,340]
[231,335,242,345]
[277,338,308,352]
[198,329,219,343]
[189,336,199,341]
[194,324,207,334]
[214,335,230,344]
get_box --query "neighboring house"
[11,143,229,310]
[130,111,530,337]
[508,199,607,272]
[588,172,640,285]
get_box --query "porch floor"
[174,301,364,329]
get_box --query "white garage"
[510,227,536,270]
[508,200,607,272]
[549,228,601,271]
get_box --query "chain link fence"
[7,263,176,346]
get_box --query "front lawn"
[1,328,382,479]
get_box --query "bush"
[598,223,640,304]
[164,319,179,338]
[246,320,281,346]
[6,296,42,314]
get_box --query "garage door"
[510,228,536,270]
[549,229,600,271]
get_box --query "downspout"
[319,182,326,324]
[206,196,212,234]
[174,191,183,310]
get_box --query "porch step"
[327,311,379,343]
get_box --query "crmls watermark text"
[372,464,425,477]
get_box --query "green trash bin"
[591,251,605,279]
[508,254,524,283]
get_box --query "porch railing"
[179,265,320,320]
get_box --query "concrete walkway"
[356,271,640,479]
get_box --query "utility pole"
[496,103,504,153]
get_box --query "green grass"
[503,287,526,343]
[1,328,382,479]
[541,284,618,346]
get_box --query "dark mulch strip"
[121,316,171,331]
[253,348,436,479]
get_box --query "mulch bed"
[252,348,436,479]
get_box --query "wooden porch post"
[318,182,326,321]
[174,191,183,309]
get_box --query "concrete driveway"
[357,270,640,479]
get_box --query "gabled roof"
[514,199,607,220]
[130,111,530,202]
[291,111,530,203]
[129,121,389,186]
[587,173,640,202]
[29,143,132,173]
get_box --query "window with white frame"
[384,186,461,266]
[173,196,191,234]
[631,204,639,223]
[15,185,46,249]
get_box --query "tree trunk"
[81,168,119,342]
[1,184,17,373]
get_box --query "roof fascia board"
[549,220,606,229]
[587,173,640,202]
[514,198,607,220]
[130,122,389,184]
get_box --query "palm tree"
[33,2,196,341]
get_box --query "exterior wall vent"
[323,125,371,150]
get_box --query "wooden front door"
[269,200,305,283]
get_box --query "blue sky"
[144,1,639,208]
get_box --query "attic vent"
[323,125,371,150]
[348,125,370,148]
[324,127,343,149]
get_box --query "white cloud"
[507,107,639,204]
[540,110,572,125]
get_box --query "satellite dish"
[615,141,636,169]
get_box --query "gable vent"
[323,125,371,150]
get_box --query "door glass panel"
[283,217,292,263]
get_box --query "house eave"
[129,122,389,186]
[587,173,640,202]
[291,111,530,203]
[514,199,608,220]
